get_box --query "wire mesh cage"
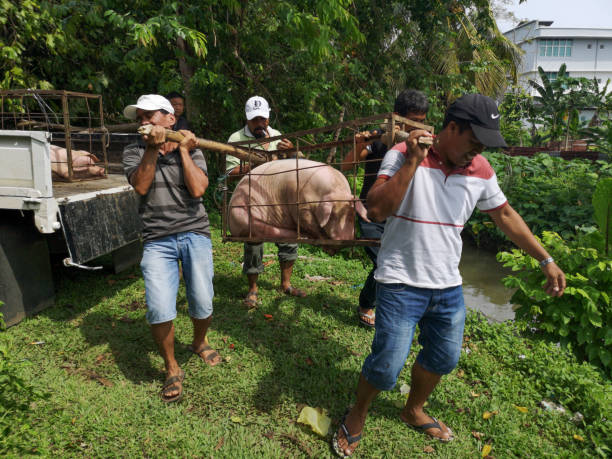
[220,113,434,248]
[0,89,109,182]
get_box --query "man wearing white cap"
[122,94,221,404]
[226,96,305,308]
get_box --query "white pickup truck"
[0,130,141,327]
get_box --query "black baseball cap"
[447,94,507,148]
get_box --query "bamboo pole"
[137,125,268,164]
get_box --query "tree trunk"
[176,36,198,128]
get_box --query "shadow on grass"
[211,272,404,421]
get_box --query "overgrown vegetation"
[466,153,612,248]
[0,227,610,457]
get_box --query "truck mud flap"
[58,190,141,265]
[0,210,54,327]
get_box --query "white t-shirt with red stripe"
[374,143,507,289]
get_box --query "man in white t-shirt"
[333,94,566,456]
[226,96,305,307]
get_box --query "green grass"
[2,217,610,457]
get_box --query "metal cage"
[221,113,434,247]
[0,89,108,182]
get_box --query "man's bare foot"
[400,410,454,442]
[190,342,223,366]
[332,408,365,457]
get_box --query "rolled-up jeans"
[361,283,465,390]
[140,232,214,324]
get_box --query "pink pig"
[50,145,105,179]
[228,159,368,240]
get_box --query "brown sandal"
[190,343,222,366]
[243,291,261,308]
[282,286,307,298]
[161,369,185,403]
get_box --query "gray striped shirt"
[123,143,210,242]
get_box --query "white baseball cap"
[245,96,270,120]
[123,94,175,120]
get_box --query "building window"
[539,39,573,57]
[587,44,592,49]
[544,71,569,82]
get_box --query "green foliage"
[466,153,612,249]
[0,304,48,454]
[497,231,612,375]
[592,178,612,254]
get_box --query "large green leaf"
[592,178,612,253]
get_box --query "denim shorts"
[361,283,465,391]
[140,232,214,324]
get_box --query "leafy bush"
[467,153,612,249]
[497,231,612,376]
[0,305,48,454]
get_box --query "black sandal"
[190,343,222,366]
[331,411,362,457]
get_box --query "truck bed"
[52,173,130,200]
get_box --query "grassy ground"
[2,214,610,457]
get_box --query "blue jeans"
[140,232,214,324]
[358,216,385,310]
[361,283,465,390]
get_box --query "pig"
[50,145,106,179]
[228,159,368,240]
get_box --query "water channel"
[459,241,516,322]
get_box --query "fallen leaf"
[349,350,362,357]
[29,341,45,345]
[472,431,484,439]
[423,445,435,453]
[321,333,329,340]
[95,354,106,363]
[222,336,228,343]
[573,434,584,442]
[263,314,273,320]
[230,416,243,424]
[297,406,331,436]
[263,431,274,439]
[107,279,116,285]
[481,444,492,457]
[119,316,136,323]
[229,343,235,350]
[399,383,411,395]
[470,391,480,398]
[483,410,498,420]
[96,377,113,387]
[214,437,224,450]
[514,405,528,413]
[305,357,314,366]
[456,369,465,378]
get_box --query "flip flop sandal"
[190,343,222,366]
[331,411,362,457]
[161,369,185,403]
[243,291,261,308]
[357,307,375,328]
[282,286,307,298]
[403,416,454,442]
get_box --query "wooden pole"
[137,125,268,165]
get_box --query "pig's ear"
[314,202,334,228]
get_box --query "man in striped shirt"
[333,94,566,456]
[123,94,220,404]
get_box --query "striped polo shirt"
[374,143,507,289]
[123,142,210,242]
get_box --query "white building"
[504,20,612,98]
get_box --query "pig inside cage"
[0,89,109,182]
[219,113,434,247]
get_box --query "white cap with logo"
[123,94,175,120]
[245,96,270,120]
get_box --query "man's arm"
[129,125,166,196]
[177,130,209,198]
[489,204,566,297]
[340,131,370,172]
[366,129,431,222]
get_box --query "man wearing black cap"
[332,94,566,457]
